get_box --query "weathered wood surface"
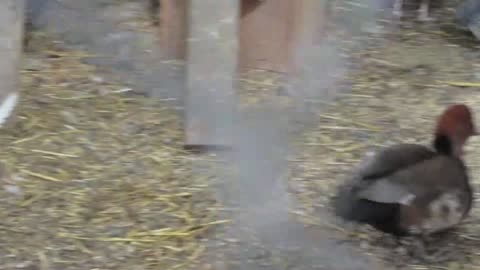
[184,0,239,148]
[159,0,188,59]
[0,0,25,127]
[290,0,329,71]
[239,0,292,72]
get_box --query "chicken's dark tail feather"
[331,182,406,236]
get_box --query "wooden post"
[159,0,188,60]
[0,0,24,127]
[184,0,239,149]
[239,0,293,73]
[288,0,340,120]
[290,0,329,72]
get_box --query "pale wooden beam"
[159,0,188,60]
[0,0,25,127]
[184,0,239,149]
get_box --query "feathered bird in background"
[456,0,480,40]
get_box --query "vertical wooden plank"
[159,0,188,60]
[287,0,345,125]
[290,0,329,58]
[0,0,24,127]
[184,0,239,148]
[289,0,329,73]
[239,0,291,73]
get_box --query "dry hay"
[289,17,480,270]
[235,69,292,111]
[0,32,225,269]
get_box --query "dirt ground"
[290,8,480,270]
[206,2,480,270]
[11,0,480,270]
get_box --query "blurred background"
[0,0,478,269]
